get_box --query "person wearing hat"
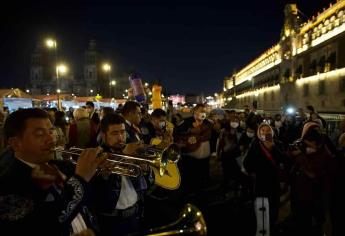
[243,122,288,233]
[289,121,333,236]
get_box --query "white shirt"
[115,176,138,209]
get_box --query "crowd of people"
[0,101,345,236]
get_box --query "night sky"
[0,0,335,95]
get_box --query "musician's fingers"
[95,152,108,166]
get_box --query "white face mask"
[240,121,246,128]
[230,122,239,129]
[246,132,255,138]
[158,121,166,130]
[259,134,273,142]
[275,121,282,128]
[196,113,206,121]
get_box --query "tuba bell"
[132,203,207,236]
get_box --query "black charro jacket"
[0,149,97,236]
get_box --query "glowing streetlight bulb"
[110,80,116,86]
[56,89,61,93]
[45,39,56,48]
[103,63,111,72]
[90,89,94,93]
[56,64,67,74]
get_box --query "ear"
[8,137,21,153]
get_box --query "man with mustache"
[0,108,106,236]
[89,113,154,236]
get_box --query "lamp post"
[56,89,61,110]
[55,64,68,110]
[109,80,116,98]
[45,38,58,93]
[102,63,112,97]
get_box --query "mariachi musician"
[89,113,154,236]
[141,108,174,146]
[0,108,106,236]
[174,103,213,193]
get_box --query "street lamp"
[45,38,57,49]
[103,63,111,72]
[55,64,68,101]
[90,89,94,96]
[102,63,112,97]
[56,89,61,110]
[56,64,68,79]
[109,80,116,98]
[26,89,30,93]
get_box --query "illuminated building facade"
[224,1,345,113]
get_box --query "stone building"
[224,1,345,113]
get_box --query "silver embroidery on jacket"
[58,177,84,223]
[0,194,34,221]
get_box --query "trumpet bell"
[141,203,207,236]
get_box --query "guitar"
[176,122,212,153]
[150,137,181,190]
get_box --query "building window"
[342,99,345,107]
[295,65,303,78]
[318,56,326,73]
[319,80,326,95]
[339,78,345,92]
[303,84,309,97]
[263,92,267,102]
[310,60,317,74]
[327,52,336,70]
[271,91,275,101]
[89,71,93,78]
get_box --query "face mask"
[240,121,246,128]
[259,134,273,142]
[275,121,282,128]
[196,113,206,121]
[158,121,166,130]
[230,122,239,129]
[246,132,255,138]
[306,147,317,154]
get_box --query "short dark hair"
[193,103,205,113]
[306,105,315,112]
[122,101,140,115]
[100,107,114,116]
[4,108,49,140]
[86,101,95,108]
[101,113,126,133]
[151,108,166,118]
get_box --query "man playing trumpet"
[89,113,155,236]
[0,108,106,236]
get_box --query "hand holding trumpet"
[75,147,108,182]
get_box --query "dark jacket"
[88,145,155,215]
[125,121,143,143]
[0,149,96,236]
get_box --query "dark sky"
[0,0,334,95]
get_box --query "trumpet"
[54,143,181,178]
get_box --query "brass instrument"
[54,143,181,178]
[131,203,207,236]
